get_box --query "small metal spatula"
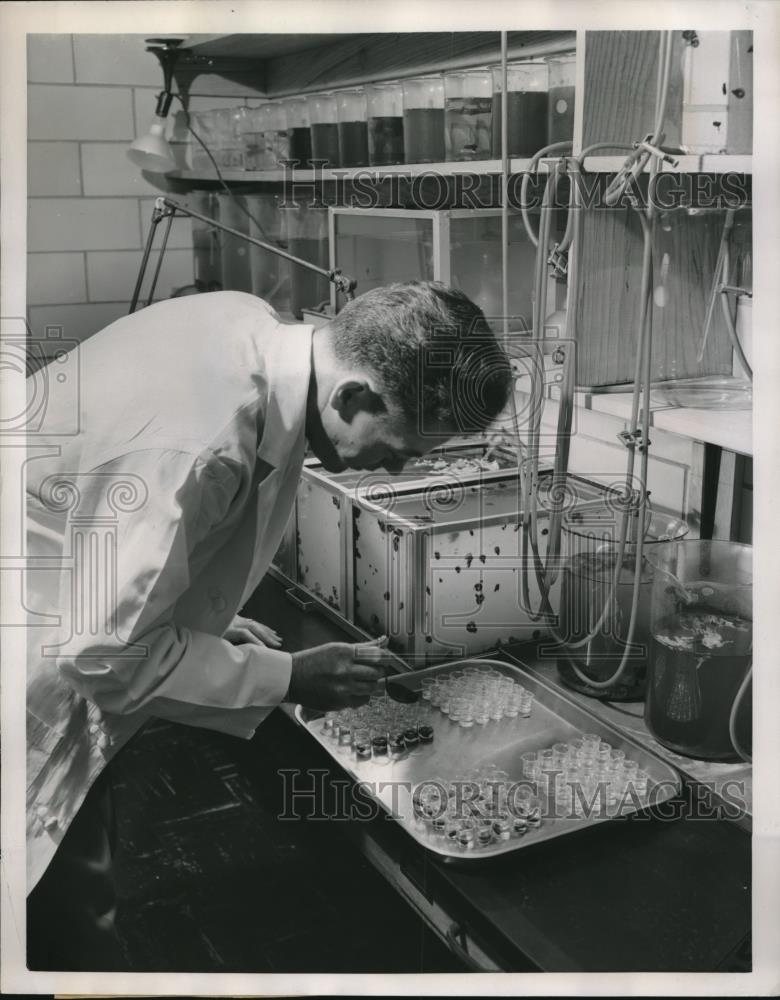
[384,673,421,704]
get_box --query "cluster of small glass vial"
[413,766,544,850]
[421,666,535,725]
[522,732,650,815]
[322,693,434,762]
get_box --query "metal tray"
[295,653,682,861]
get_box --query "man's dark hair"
[328,281,512,437]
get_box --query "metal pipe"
[145,210,173,307]
[500,31,509,337]
[129,207,163,313]
[134,196,357,305]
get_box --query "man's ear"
[329,379,384,421]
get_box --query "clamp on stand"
[618,427,651,453]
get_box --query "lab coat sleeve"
[53,447,292,739]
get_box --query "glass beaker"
[215,106,248,169]
[239,106,267,170]
[307,92,340,167]
[491,62,549,158]
[337,88,369,167]
[444,68,493,161]
[645,540,752,761]
[402,75,445,163]
[546,54,576,145]
[366,81,404,165]
[261,100,290,168]
[190,110,218,172]
[284,96,313,168]
[557,503,689,701]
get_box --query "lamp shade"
[127,121,176,173]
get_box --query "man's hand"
[224,614,282,648]
[287,636,392,710]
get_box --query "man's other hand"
[224,614,282,648]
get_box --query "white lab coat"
[25,291,311,891]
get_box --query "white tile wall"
[28,142,81,196]
[28,198,141,252]
[86,248,194,302]
[73,34,159,86]
[29,84,134,141]
[81,142,178,197]
[26,35,208,340]
[27,34,74,84]
[27,252,86,306]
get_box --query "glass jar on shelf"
[402,74,445,163]
[238,105,267,170]
[189,109,218,172]
[215,106,249,170]
[490,62,549,158]
[546,54,576,144]
[284,95,313,168]
[444,67,493,161]
[366,81,404,166]
[336,88,369,167]
[307,92,340,168]
[261,100,290,168]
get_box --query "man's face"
[313,380,441,474]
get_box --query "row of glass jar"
[190,55,576,172]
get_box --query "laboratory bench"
[243,575,752,973]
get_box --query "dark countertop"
[244,576,751,973]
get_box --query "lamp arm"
[130,196,357,313]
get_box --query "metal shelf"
[582,154,752,174]
[173,158,561,183]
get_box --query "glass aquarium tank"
[273,456,615,669]
[330,207,537,331]
[351,471,606,666]
[216,193,252,293]
[284,203,330,318]
[245,192,291,315]
[286,442,519,616]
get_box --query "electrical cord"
[174,94,277,245]
[728,661,752,763]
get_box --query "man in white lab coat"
[24,281,512,969]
